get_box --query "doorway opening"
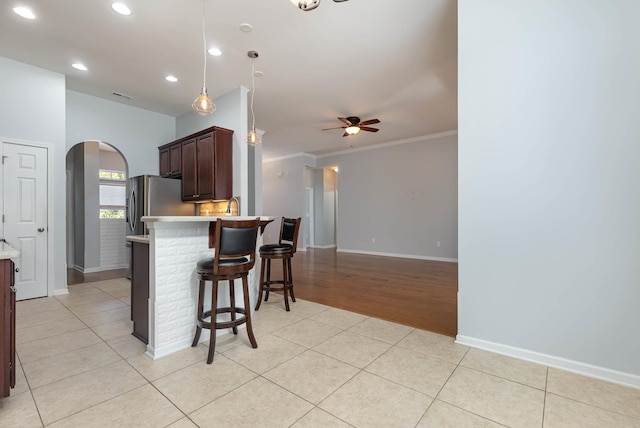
[304,165,338,249]
[65,141,129,285]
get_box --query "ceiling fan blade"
[342,132,350,137]
[360,126,379,132]
[359,119,380,126]
[321,126,347,131]
[338,117,352,126]
[333,0,349,2]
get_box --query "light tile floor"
[2,278,640,427]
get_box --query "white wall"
[66,90,175,177]
[0,57,66,295]
[319,133,458,260]
[458,0,640,386]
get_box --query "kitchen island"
[139,216,273,359]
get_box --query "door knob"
[37,227,45,232]
[14,267,19,273]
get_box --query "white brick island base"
[143,216,268,359]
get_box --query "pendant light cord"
[250,59,256,130]
[201,0,207,89]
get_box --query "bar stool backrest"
[280,217,301,254]
[214,218,260,275]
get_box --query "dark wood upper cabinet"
[158,141,182,178]
[160,126,233,202]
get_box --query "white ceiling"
[0,0,458,160]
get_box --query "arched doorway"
[65,141,129,284]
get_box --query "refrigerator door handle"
[130,188,137,232]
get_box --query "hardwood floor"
[66,249,459,337]
[287,248,458,337]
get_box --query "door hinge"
[1,155,7,165]
[2,214,4,223]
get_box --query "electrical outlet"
[436,241,441,247]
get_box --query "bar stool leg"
[255,257,267,310]
[191,278,206,347]
[287,257,296,302]
[264,259,272,302]
[282,257,290,311]
[207,279,219,364]
[229,279,238,334]
[242,274,258,349]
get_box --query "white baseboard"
[456,335,640,390]
[53,288,69,296]
[312,244,337,249]
[338,248,458,263]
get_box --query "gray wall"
[262,155,311,245]
[320,133,458,260]
[0,57,66,294]
[264,135,457,259]
[458,0,640,383]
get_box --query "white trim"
[312,244,336,249]
[262,130,459,163]
[455,335,640,390]
[53,288,69,296]
[338,248,458,263]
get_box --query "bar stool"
[191,218,260,364]
[255,217,301,312]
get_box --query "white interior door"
[2,142,48,300]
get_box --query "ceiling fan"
[322,116,381,137]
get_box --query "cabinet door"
[169,144,182,177]
[196,133,215,200]
[213,129,233,200]
[159,148,170,177]
[1,260,11,397]
[181,138,198,201]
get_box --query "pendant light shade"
[246,50,261,146]
[247,129,261,146]
[193,0,215,116]
[193,87,215,115]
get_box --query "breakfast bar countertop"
[141,215,276,223]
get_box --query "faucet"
[225,196,240,216]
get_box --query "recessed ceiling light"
[239,23,253,33]
[208,47,222,56]
[13,6,36,19]
[72,63,88,71]
[254,70,264,77]
[111,3,131,15]
[165,75,178,82]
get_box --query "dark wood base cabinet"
[130,241,149,344]
[1,259,16,398]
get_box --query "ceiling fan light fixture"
[345,125,360,135]
[290,0,320,11]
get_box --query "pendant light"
[192,0,215,115]
[246,50,261,146]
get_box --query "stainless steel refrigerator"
[125,175,195,277]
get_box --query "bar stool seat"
[255,217,301,312]
[191,218,260,364]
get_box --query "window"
[99,169,126,219]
